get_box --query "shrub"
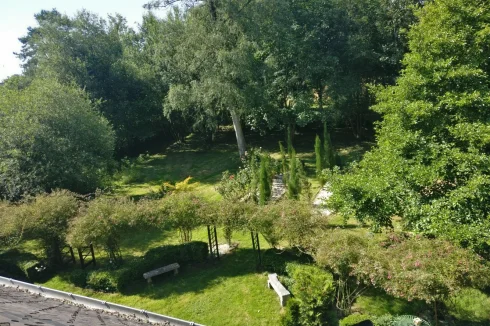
[340,314,372,326]
[86,270,117,293]
[352,237,490,304]
[281,299,301,326]
[0,259,28,281]
[161,192,207,243]
[18,260,52,283]
[144,241,208,268]
[445,288,490,323]
[372,315,395,326]
[285,263,335,326]
[69,269,89,288]
[68,196,147,267]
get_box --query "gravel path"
[313,184,332,216]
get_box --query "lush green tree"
[330,0,420,138]
[16,10,170,154]
[328,0,490,254]
[0,190,78,265]
[155,2,266,157]
[0,79,115,200]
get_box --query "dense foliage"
[282,263,335,326]
[328,0,490,256]
[0,190,78,265]
[0,79,115,200]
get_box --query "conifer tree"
[288,149,299,199]
[259,156,271,205]
[315,134,323,177]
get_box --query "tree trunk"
[230,109,246,158]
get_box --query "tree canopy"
[0,78,115,200]
[328,0,490,254]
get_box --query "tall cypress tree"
[288,149,299,199]
[259,155,271,205]
[315,134,323,177]
[323,121,335,169]
[287,126,293,158]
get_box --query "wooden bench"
[267,273,291,307]
[143,263,180,283]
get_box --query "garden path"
[313,184,332,216]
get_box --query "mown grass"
[112,126,372,200]
[13,126,376,326]
[42,228,298,326]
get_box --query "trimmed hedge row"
[70,241,209,293]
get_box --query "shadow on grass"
[120,248,311,299]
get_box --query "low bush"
[445,288,490,323]
[86,270,117,293]
[18,260,52,283]
[262,249,312,275]
[281,299,301,326]
[0,259,28,281]
[340,314,372,326]
[144,241,208,269]
[68,269,89,288]
[372,315,395,326]
[285,263,335,326]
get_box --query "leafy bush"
[372,315,395,326]
[86,270,117,293]
[161,192,207,243]
[0,78,115,200]
[352,236,490,304]
[0,259,28,281]
[281,298,301,326]
[68,196,154,266]
[144,241,208,268]
[339,314,372,326]
[69,269,89,288]
[1,191,78,266]
[251,199,319,249]
[285,263,335,326]
[445,288,490,323]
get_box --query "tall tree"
[154,1,265,157]
[329,0,490,254]
[0,79,115,200]
[16,10,170,155]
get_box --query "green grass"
[7,126,375,326]
[42,228,294,326]
[112,127,373,200]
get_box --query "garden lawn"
[41,228,289,326]
[33,126,374,326]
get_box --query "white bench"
[267,273,291,307]
[143,263,180,283]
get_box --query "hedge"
[340,314,373,326]
[68,241,209,292]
